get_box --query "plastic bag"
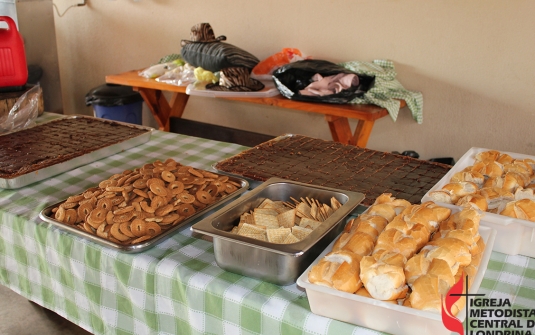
[272,59,375,104]
[154,63,197,86]
[0,84,41,134]
[139,60,184,79]
[251,48,306,80]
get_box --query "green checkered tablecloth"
[1,113,534,335]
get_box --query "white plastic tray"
[297,225,496,335]
[186,80,279,98]
[421,147,535,257]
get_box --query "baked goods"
[215,135,451,207]
[0,117,149,179]
[428,149,535,221]
[229,196,341,244]
[308,193,486,316]
[48,158,242,245]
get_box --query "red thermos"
[0,16,28,88]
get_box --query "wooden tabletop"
[106,70,404,147]
[105,71,403,121]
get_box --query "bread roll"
[404,253,429,285]
[427,189,454,204]
[514,187,535,201]
[355,287,398,304]
[374,229,419,259]
[367,203,397,222]
[360,254,408,301]
[471,161,504,178]
[409,274,449,313]
[427,237,472,268]
[497,153,514,165]
[475,150,501,163]
[426,258,455,288]
[308,250,363,293]
[442,181,479,202]
[339,231,376,256]
[450,170,485,187]
[425,202,453,223]
[402,203,440,234]
[456,194,488,212]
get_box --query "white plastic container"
[421,147,535,257]
[186,80,279,98]
[297,225,496,335]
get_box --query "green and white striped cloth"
[0,113,533,335]
[340,59,424,124]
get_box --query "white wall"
[50,0,535,161]
[16,0,62,113]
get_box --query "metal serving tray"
[190,177,365,285]
[39,174,249,253]
[0,115,153,189]
[213,134,452,206]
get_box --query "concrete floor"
[0,284,92,335]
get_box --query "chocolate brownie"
[215,135,451,207]
[0,117,149,179]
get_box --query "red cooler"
[0,16,28,89]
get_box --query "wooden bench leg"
[135,88,190,132]
[325,115,375,148]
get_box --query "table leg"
[325,115,375,148]
[134,88,189,131]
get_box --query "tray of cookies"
[191,177,365,285]
[0,115,153,189]
[39,158,249,253]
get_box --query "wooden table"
[105,70,405,147]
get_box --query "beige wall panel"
[50,0,535,160]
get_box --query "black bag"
[181,42,260,73]
[272,59,375,104]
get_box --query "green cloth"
[339,59,424,124]
[1,113,534,335]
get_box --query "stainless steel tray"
[191,177,365,285]
[213,133,452,207]
[39,174,249,253]
[0,115,153,189]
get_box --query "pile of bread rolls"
[428,150,535,221]
[308,193,486,315]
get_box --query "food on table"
[215,135,451,207]
[308,193,485,316]
[428,149,535,221]
[229,196,342,244]
[0,117,149,179]
[49,158,241,245]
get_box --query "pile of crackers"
[230,196,342,244]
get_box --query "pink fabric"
[299,73,359,96]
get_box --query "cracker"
[310,202,318,220]
[238,223,266,235]
[266,227,291,243]
[331,197,342,210]
[254,208,279,216]
[282,233,300,244]
[240,213,255,225]
[277,208,296,228]
[299,217,322,230]
[292,226,313,240]
[258,198,275,209]
[253,212,279,228]
[296,202,313,219]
